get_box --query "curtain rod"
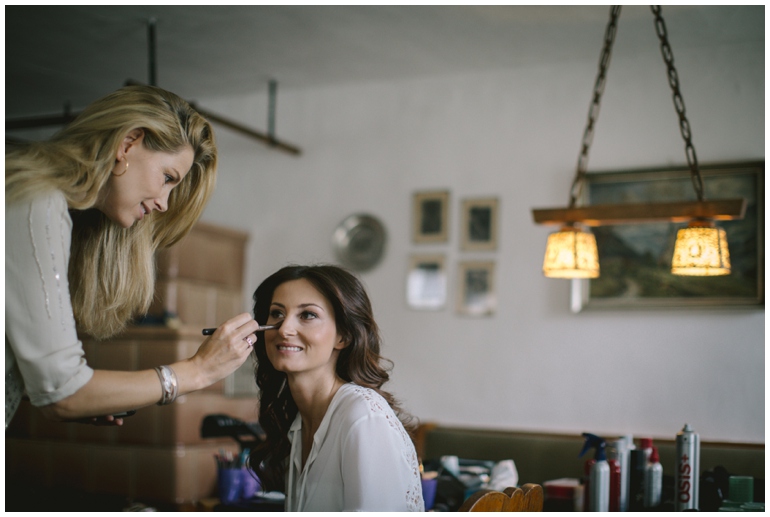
[5,81,301,156]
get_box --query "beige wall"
[194,12,763,443]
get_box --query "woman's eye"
[300,311,318,320]
[164,174,174,184]
[268,309,284,320]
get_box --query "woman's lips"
[277,344,302,352]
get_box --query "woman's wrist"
[170,357,209,395]
[154,365,179,405]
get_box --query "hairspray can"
[675,424,700,511]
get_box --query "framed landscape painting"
[571,161,764,312]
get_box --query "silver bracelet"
[154,365,178,405]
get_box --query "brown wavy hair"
[6,85,217,339]
[248,264,415,492]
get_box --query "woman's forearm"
[38,358,207,421]
[39,368,154,420]
[38,313,260,421]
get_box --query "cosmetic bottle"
[607,437,631,512]
[643,447,663,509]
[639,437,654,462]
[580,433,610,512]
[637,437,653,504]
[675,424,700,511]
[608,458,621,511]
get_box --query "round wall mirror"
[332,214,387,272]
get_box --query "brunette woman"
[250,265,423,511]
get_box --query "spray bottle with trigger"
[580,433,610,512]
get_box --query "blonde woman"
[5,85,261,428]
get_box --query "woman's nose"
[154,192,169,212]
[278,319,296,336]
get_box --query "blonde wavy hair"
[6,85,217,339]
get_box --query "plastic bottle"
[607,437,631,512]
[639,437,654,461]
[643,447,663,508]
[638,437,653,505]
[579,433,610,512]
[622,435,635,512]
[608,459,621,512]
[627,449,647,511]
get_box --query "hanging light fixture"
[543,224,600,278]
[542,6,620,279]
[651,6,731,276]
[671,219,731,276]
[535,5,744,279]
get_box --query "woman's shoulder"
[333,383,396,421]
[7,188,68,212]
[330,384,416,455]
[6,189,70,232]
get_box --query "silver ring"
[244,336,254,347]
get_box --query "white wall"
[196,19,764,443]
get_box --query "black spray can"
[675,423,700,511]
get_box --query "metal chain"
[651,5,704,201]
[567,5,705,207]
[568,5,622,208]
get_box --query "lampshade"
[671,220,731,276]
[543,226,600,278]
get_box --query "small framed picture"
[413,190,449,243]
[457,261,496,316]
[461,197,499,251]
[406,254,447,310]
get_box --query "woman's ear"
[334,335,348,350]
[116,128,145,161]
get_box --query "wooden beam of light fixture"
[532,198,747,226]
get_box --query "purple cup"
[241,468,261,500]
[218,468,243,504]
[422,477,438,511]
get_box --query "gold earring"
[113,160,129,177]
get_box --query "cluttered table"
[415,423,765,512]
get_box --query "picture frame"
[571,161,764,312]
[406,254,448,310]
[413,190,449,244]
[457,261,496,316]
[461,197,499,251]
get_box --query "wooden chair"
[458,484,544,512]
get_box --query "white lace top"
[285,383,424,511]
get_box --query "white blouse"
[5,190,93,427]
[285,383,424,511]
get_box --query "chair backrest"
[458,484,544,512]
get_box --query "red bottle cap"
[650,446,660,463]
[543,478,580,500]
[640,438,653,450]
